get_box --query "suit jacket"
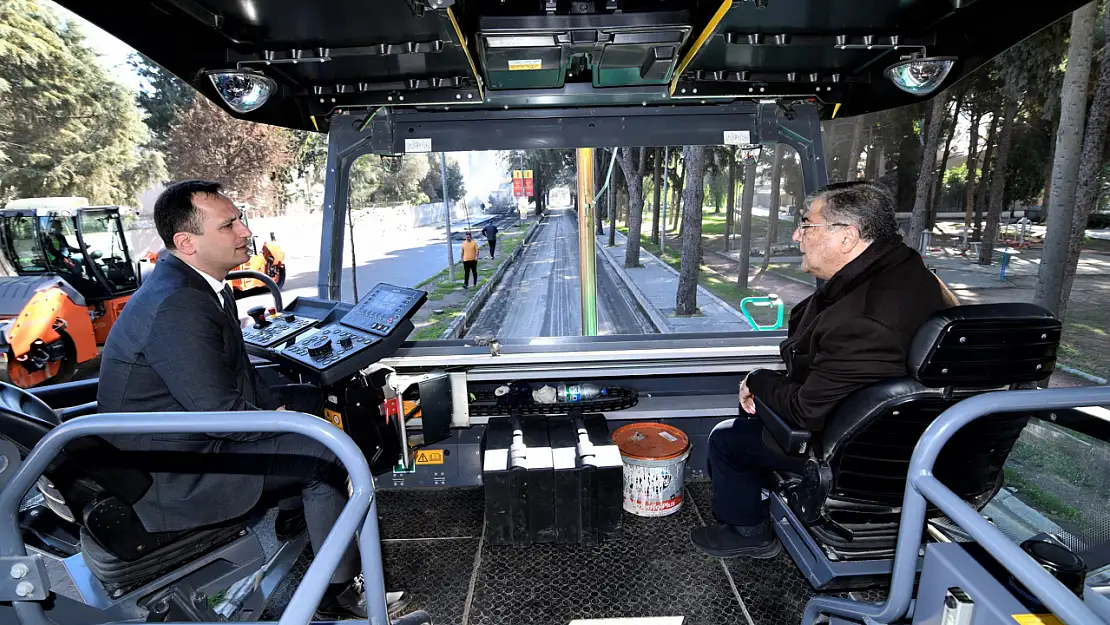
[746,236,957,433]
[97,252,279,532]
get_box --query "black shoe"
[275,508,306,542]
[315,577,411,620]
[690,521,782,559]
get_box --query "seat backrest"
[819,303,1061,509]
[0,381,152,512]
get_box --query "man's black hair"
[153,180,221,250]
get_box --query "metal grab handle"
[739,295,785,331]
[803,386,1110,625]
[0,411,389,625]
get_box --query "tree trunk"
[979,95,1019,265]
[676,146,706,316]
[737,157,757,289]
[621,147,647,268]
[909,94,948,252]
[930,92,963,228]
[845,117,864,180]
[762,143,785,271]
[962,108,984,239]
[595,149,606,235]
[608,149,618,247]
[1036,0,1098,313]
[651,147,662,243]
[973,112,1000,242]
[1058,5,1110,320]
[724,148,737,251]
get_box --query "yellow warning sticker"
[415,450,444,465]
[1014,615,1064,625]
[324,408,344,430]
[508,59,542,71]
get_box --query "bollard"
[1000,249,1011,281]
[739,294,785,331]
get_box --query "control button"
[339,335,353,349]
[284,313,296,322]
[304,335,333,358]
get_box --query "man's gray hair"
[805,181,899,242]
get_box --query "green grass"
[411,305,465,340]
[767,262,811,283]
[1057,306,1110,379]
[409,228,530,340]
[1003,468,1084,523]
[1008,437,1097,489]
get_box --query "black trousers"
[708,417,805,526]
[463,260,478,287]
[488,240,497,258]
[229,385,360,583]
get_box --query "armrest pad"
[754,396,811,455]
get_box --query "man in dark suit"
[98,180,408,619]
[691,181,959,559]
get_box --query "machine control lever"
[247,306,271,329]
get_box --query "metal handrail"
[0,411,389,625]
[803,385,1110,625]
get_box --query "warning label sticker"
[1013,616,1063,625]
[324,408,344,430]
[415,450,445,465]
[508,59,542,71]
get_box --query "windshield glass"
[6,215,48,273]
[78,210,137,292]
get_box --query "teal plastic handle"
[739,295,785,331]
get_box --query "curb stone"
[594,238,667,334]
[440,218,543,339]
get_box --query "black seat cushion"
[82,495,199,563]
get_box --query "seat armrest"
[754,396,811,455]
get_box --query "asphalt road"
[233,212,506,317]
[466,207,653,338]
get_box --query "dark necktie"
[220,285,239,326]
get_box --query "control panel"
[262,283,427,386]
[242,312,317,349]
[340,283,427,337]
[276,326,381,371]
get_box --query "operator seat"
[0,381,253,595]
[758,302,1062,590]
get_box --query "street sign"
[523,169,534,197]
[512,169,524,197]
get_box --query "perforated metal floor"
[262,482,889,624]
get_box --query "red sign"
[523,170,534,197]
[512,170,524,197]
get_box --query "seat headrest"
[907,303,1061,388]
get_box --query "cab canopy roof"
[56,0,1086,133]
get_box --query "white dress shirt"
[183,261,232,313]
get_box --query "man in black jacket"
[98,180,407,619]
[691,180,957,559]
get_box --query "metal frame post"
[802,386,1110,625]
[576,148,598,336]
[0,411,390,625]
[441,152,455,282]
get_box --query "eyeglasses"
[795,222,851,232]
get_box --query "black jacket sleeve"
[143,290,274,441]
[746,315,907,431]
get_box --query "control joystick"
[247,306,271,329]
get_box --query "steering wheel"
[0,381,61,454]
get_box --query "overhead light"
[207,70,276,113]
[884,56,955,96]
